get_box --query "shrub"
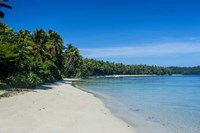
[5,72,43,88]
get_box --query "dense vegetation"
[80,59,171,77]
[168,66,200,74]
[0,23,65,88]
[0,23,199,88]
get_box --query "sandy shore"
[0,81,136,133]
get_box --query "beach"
[77,75,200,133]
[0,81,135,133]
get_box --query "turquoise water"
[77,75,200,133]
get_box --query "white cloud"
[80,43,200,58]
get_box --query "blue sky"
[2,0,200,66]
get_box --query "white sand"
[0,81,136,133]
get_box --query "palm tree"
[63,44,83,77]
[0,22,13,44]
[64,44,82,67]
[47,30,64,70]
[31,29,50,62]
[0,0,12,18]
[47,30,63,57]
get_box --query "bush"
[0,83,10,90]
[39,61,62,82]
[5,72,43,88]
[31,60,62,83]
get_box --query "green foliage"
[0,41,19,80]
[168,66,200,74]
[5,72,43,88]
[78,59,172,77]
[0,23,64,88]
[0,83,10,90]
[35,61,62,82]
[1,22,199,89]
[63,44,83,77]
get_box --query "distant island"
[168,66,200,75]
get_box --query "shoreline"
[74,77,178,133]
[87,74,170,79]
[0,80,136,133]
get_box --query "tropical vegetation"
[0,23,63,88]
[168,66,200,74]
[0,23,199,89]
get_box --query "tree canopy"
[0,23,63,88]
[168,66,200,74]
[0,23,199,88]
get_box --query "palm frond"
[0,0,9,2]
[0,10,4,18]
[0,3,12,9]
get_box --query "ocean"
[76,75,200,133]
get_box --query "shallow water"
[77,75,200,133]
